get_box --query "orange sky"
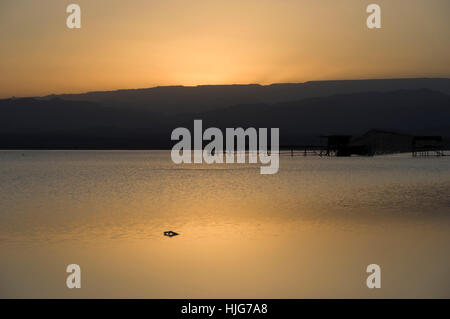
[0,0,449,97]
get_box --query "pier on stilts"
[280,135,370,157]
[282,132,447,157]
[412,136,444,157]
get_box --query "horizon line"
[3,76,450,100]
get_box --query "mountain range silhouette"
[1,78,449,149]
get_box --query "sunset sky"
[1,0,449,97]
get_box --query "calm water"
[1,150,449,298]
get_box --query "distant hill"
[170,88,450,146]
[0,97,167,148]
[0,97,162,132]
[42,78,450,115]
[1,80,450,149]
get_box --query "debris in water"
[164,231,179,237]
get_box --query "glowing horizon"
[1,0,449,98]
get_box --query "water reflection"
[0,150,449,298]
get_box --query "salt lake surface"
[0,150,449,298]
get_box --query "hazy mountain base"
[1,80,450,149]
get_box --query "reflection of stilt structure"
[412,136,443,157]
[282,136,349,157]
[282,145,324,157]
[281,135,370,157]
[282,131,446,157]
[320,135,353,156]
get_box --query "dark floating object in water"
[164,231,179,237]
